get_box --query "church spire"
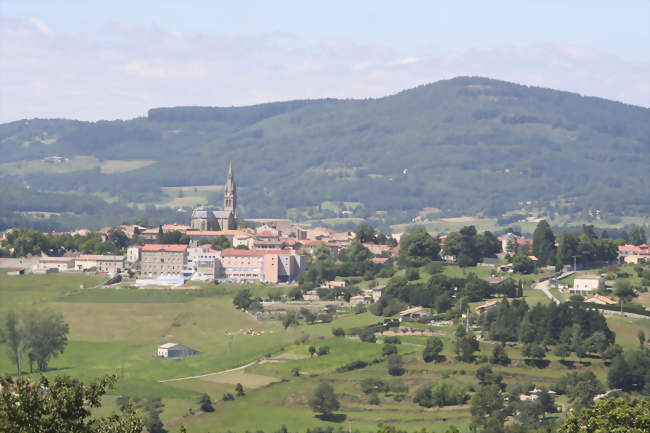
[224,162,237,219]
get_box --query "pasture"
[0,269,646,432]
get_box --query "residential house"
[399,306,430,321]
[618,244,650,264]
[475,299,502,314]
[126,246,141,263]
[96,256,125,275]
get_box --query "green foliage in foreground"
[0,374,142,433]
[558,398,650,433]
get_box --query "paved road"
[158,359,259,383]
[534,280,649,320]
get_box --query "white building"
[570,274,605,295]
[156,343,200,359]
[126,246,141,263]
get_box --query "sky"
[1,0,649,122]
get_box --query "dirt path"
[158,359,260,383]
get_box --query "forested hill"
[1,76,649,228]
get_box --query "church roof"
[212,211,232,218]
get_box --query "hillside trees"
[558,397,650,433]
[309,382,340,417]
[443,226,500,266]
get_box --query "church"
[190,163,238,231]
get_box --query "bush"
[405,268,420,281]
[387,354,405,376]
[317,346,330,356]
[198,393,214,412]
[360,378,388,394]
[383,336,401,344]
[382,344,398,356]
[359,330,377,343]
[353,303,367,314]
[368,392,380,405]
[336,360,369,373]
[332,327,345,337]
[222,393,235,401]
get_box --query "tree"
[107,228,129,249]
[398,227,441,267]
[382,343,398,356]
[638,330,646,350]
[454,328,479,362]
[287,285,303,300]
[308,382,340,417]
[235,383,245,396]
[387,354,405,376]
[553,343,571,361]
[282,311,299,328]
[558,397,650,433]
[607,354,632,390]
[413,384,434,408]
[423,336,443,363]
[532,220,556,266]
[628,225,647,246]
[0,312,24,375]
[355,223,377,243]
[489,343,510,366]
[233,289,253,310]
[614,280,636,312]
[471,384,503,424]
[332,327,345,337]
[0,374,142,433]
[210,235,231,250]
[308,345,316,358]
[23,308,69,372]
[512,254,534,274]
[198,393,214,412]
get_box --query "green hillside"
[1,76,648,230]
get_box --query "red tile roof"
[141,244,188,252]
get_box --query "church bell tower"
[224,162,237,219]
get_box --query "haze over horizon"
[1,0,649,122]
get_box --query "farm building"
[156,343,200,359]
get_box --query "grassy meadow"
[0,267,647,432]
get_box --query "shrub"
[383,336,401,344]
[387,354,405,376]
[222,393,235,401]
[332,327,345,337]
[360,330,377,343]
[198,393,214,412]
[382,344,398,356]
[368,392,380,405]
[317,346,330,356]
[360,378,388,394]
[336,360,368,373]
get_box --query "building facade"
[219,249,305,283]
[140,244,188,277]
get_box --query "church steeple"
[224,162,237,219]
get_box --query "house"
[570,274,605,295]
[75,254,102,270]
[6,268,24,276]
[38,256,75,272]
[321,280,347,289]
[483,276,514,287]
[398,306,430,321]
[585,294,617,305]
[475,299,502,314]
[364,286,384,302]
[349,295,367,306]
[618,244,650,264]
[96,256,125,275]
[140,244,188,277]
[156,343,200,359]
[140,224,192,240]
[126,246,141,263]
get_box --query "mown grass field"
[0,268,647,432]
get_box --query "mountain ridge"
[1,76,648,230]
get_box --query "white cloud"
[29,17,52,35]
[0,17,648,122]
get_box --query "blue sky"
[1,1,648,121]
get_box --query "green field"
[0,269,646,432]
[160,185,224,208]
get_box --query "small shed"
[156,342,200,359]
[7,268,25,276]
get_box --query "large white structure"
[570,274,605,295]
[156,343,200,359]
